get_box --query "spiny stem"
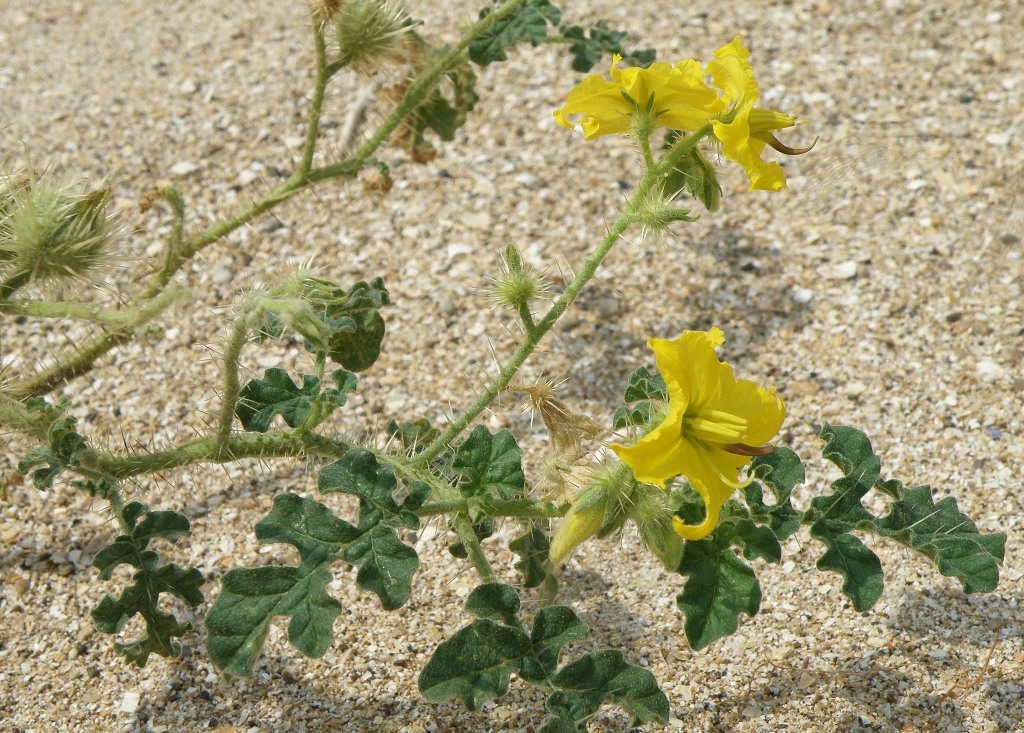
[413,124,713,466]
[215,312,253,454]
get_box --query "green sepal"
[418,618,532,710]
[559,21,656,73]
[662,132,721,211]
[452,425,525,499]
[468,0,561,66]
[91,502,204,667]
[318,448,420,531]
[546,650,669,728]
[510,522,554,588]
[674,525,762,650]
[235,368,356,433]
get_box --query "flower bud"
[0,175,119,293]
[549,464,633,563]
[489,244,549,311]
[333,0,417,76]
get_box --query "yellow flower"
[706,36,804,191]
[553,37,813,191]
[553,55,722,139]
[611,328,785,541]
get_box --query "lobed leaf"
[465,582,521,626]
[91,502,203,667]
[418,619,531,710]
[559,20,656,73]
[318,448,419,530]
[744,446,804,540]
[468,0,561,66]
[510,523,554,589]
[521,605,588,682]
[548,649,669,727]
[674,527,761,650]
[206,491,418,677]
[451,425,525,500]
[235,369,354,433]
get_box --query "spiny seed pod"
[0,176,119,294]
[334,0,417,76]
[489,245,549,312]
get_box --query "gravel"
[1,1,1022,731]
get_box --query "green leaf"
[810,523,884,610]
[611,402,653,430]
[17,414,88,489]
[661,134,721,211]
[397,61,479,161]
[452,425,525,499]
[805,424,1006,610]
[549,649,669,726]
[91,502,203,666]
[675,528,762,650]
[622,366,667,403]
[468,0,561,66]
[235,369,354,433]
[510,523,554,589]
[730,518,783,564]
[323,278,392,371]
[465,582,521,626]
[206,491,418,677]
[559,21,656,73]
[318,448,418,531]
[521,605,588,682]
[386,417,439,454]
[205,493,360,676]
[418,619,531,710]
[342,524,419,610]
[744,447,805,540]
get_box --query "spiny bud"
[630,189,697,241]
[0,174,119,294]
[489,244,549,311]
[309,0,344,25]
[629,483,683,570]
[333,0,417,76]
[549,464,634,564]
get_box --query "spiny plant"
[0,1,1004,730]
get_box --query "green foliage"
[560,21,656,73]
[510,522,555,589]
[235,368,356,433]
[612,366,666,429]
[91,502,204,666]
[419,583,668,730]
[806,424,1005,610]
[386,417,439,454]
[469,0,561,66]
[17,403,87,489]
[397,59,479,161]
[661,133,722,211]
[674,526,762,650]
[452,425,525,500]
[257,277,391,372]
[207,451,421,677]
[744,447,805,540]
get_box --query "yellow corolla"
[554,36,813,191]
[611,328,785,540]
[553,55,723,139]
[706,36,807,191]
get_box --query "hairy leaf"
[318,448,419,530]
[235,369,355,433]
[744,446,804,540]
[622,366,667,403]
[468,0,561,66]
[510,523,554,589]
[386,417,439,454]
[418,619,531,710]
[91,502,203,666]
[465,582,521,626]
[452,425,525,499]
[806,425,1005,608]
[560,21,655,73]
[520,605,588,682]
[206,492,418,677]
[17,414,87,489]
[548,649,669,726]
[675,528,761,650]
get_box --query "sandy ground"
[1,1,1022,731]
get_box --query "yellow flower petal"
[612,327,785,541]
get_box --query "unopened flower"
[333,0,416,75]
[611,327,785,540]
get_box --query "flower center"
[682,408,748,445]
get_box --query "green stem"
[92,430,347,479]
[215,313,253,453]
[451,512,499,584]
[416,497,563,520]
[297,23,329,180]
[0,282,189,325]
[413,124,713,466]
